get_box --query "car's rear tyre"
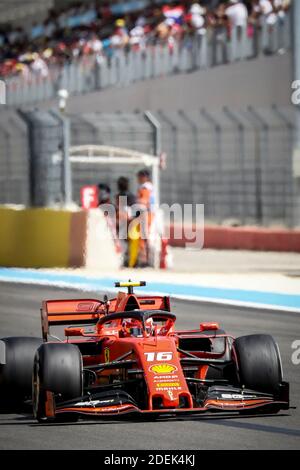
[33,343,83,422]
[233,334,283,396]
[0,337,42,410]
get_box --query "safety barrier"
[169,224,300,252]
[0,206,120,269]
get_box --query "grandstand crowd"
[0,0,291,80]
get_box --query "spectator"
[129,20,146,50]
[259,0,290,25]
[110,19,129,49]
[116,176,136,208]
[0,0,292,81]
[85,34,103,56]
[98,183,111,206]
[225,0,248,28]
[189,3,207,35]
[30,53,49,78]
[249,0,263,23]
[162,2,185,24]
[115,176,137,266]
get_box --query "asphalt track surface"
[0,282,299,450]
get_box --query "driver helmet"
[145,317,154,336]
[121,318,143,337]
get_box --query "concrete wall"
[0,206,120,269]
[38,52,292,113]
[169,224,300,252]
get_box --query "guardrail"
[5,13,291,106]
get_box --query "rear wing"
[41,299,104,341]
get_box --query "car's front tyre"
[233,334,283,396]
[33,343,83,422]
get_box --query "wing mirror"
[200,322,219,331]
[64,327,85,337]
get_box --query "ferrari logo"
[104,347,110,363]
[149,363,177,374]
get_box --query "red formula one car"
[0,281,289,422]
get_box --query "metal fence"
[5,13,291,106]
[0,106,295,226]
[156,107,295,226]
[0,109,67,207]
[0,109,30,205]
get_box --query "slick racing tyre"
[233,334,283,396]
[33,343,83,422]
[0,337,42,409]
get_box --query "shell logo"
[149,363,177,374]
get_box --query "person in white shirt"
[260,0,287,25]
[30,53,49,78]
[129,25,145,50]
[190,3,207,35]
[88,34,103,54]
[260,0,277,25]
[226,0,248,28]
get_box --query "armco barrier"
[169,224,300,252]
[0,206,120,269]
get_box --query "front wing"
[54,384,290,418]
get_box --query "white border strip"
[0,275,300,314]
